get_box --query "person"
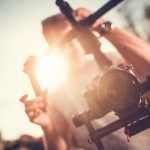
[42,7,150,79]
[79,8,150,72]
[21,7,150,150]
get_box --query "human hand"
[74,7,105,31]
[20,94,52,128]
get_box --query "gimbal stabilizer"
[55,0,150,149]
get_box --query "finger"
[30,111,44,124]
[25,100,46,114]
[92,18,105,30]
[27,110,41,122]
[24,96,43,107]
[38,101,47,112]
[26,110,36,122]
[20,94,28,103]
[25,105,33,114]
[73,8,91,22]
[74,7,91,18]
[28,111,35,118]
[34,109,43,117]
[24,100,34,107]
[25,103,36,113]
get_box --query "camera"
[55,0,150,149]
[72,65,149,150]
[72,65,141,127]
[73,66,141,126]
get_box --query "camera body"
[72,65,149,150]
[73,66,141,126]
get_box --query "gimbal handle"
[80,0,124,26]
[56,0,124,26]
[74,105,149,150]
[56,0,113,70]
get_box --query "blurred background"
[0,0,150,149]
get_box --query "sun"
[35,51,68,93]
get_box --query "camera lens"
[98,68,141,112]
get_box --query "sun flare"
[35,51,68,93]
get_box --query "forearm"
[41,106,72,150]
[42,125,67,150]
[103,27,150,77]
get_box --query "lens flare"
[35,51,68,93]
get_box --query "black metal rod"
[56,0,113,69]
[126,116,150,137]
[56,0,77,26]
[94,110,148,139]
[80,0,124,26]
[82,112,104,150]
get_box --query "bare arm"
[20,95,70,150]
[75,8,150,77]
[42,125,67,150]
[103,27,150,77]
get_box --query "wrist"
[39,113,53,129]
[42,123,53,132]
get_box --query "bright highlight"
[35,51,68,93]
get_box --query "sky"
[0,0,148,140]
